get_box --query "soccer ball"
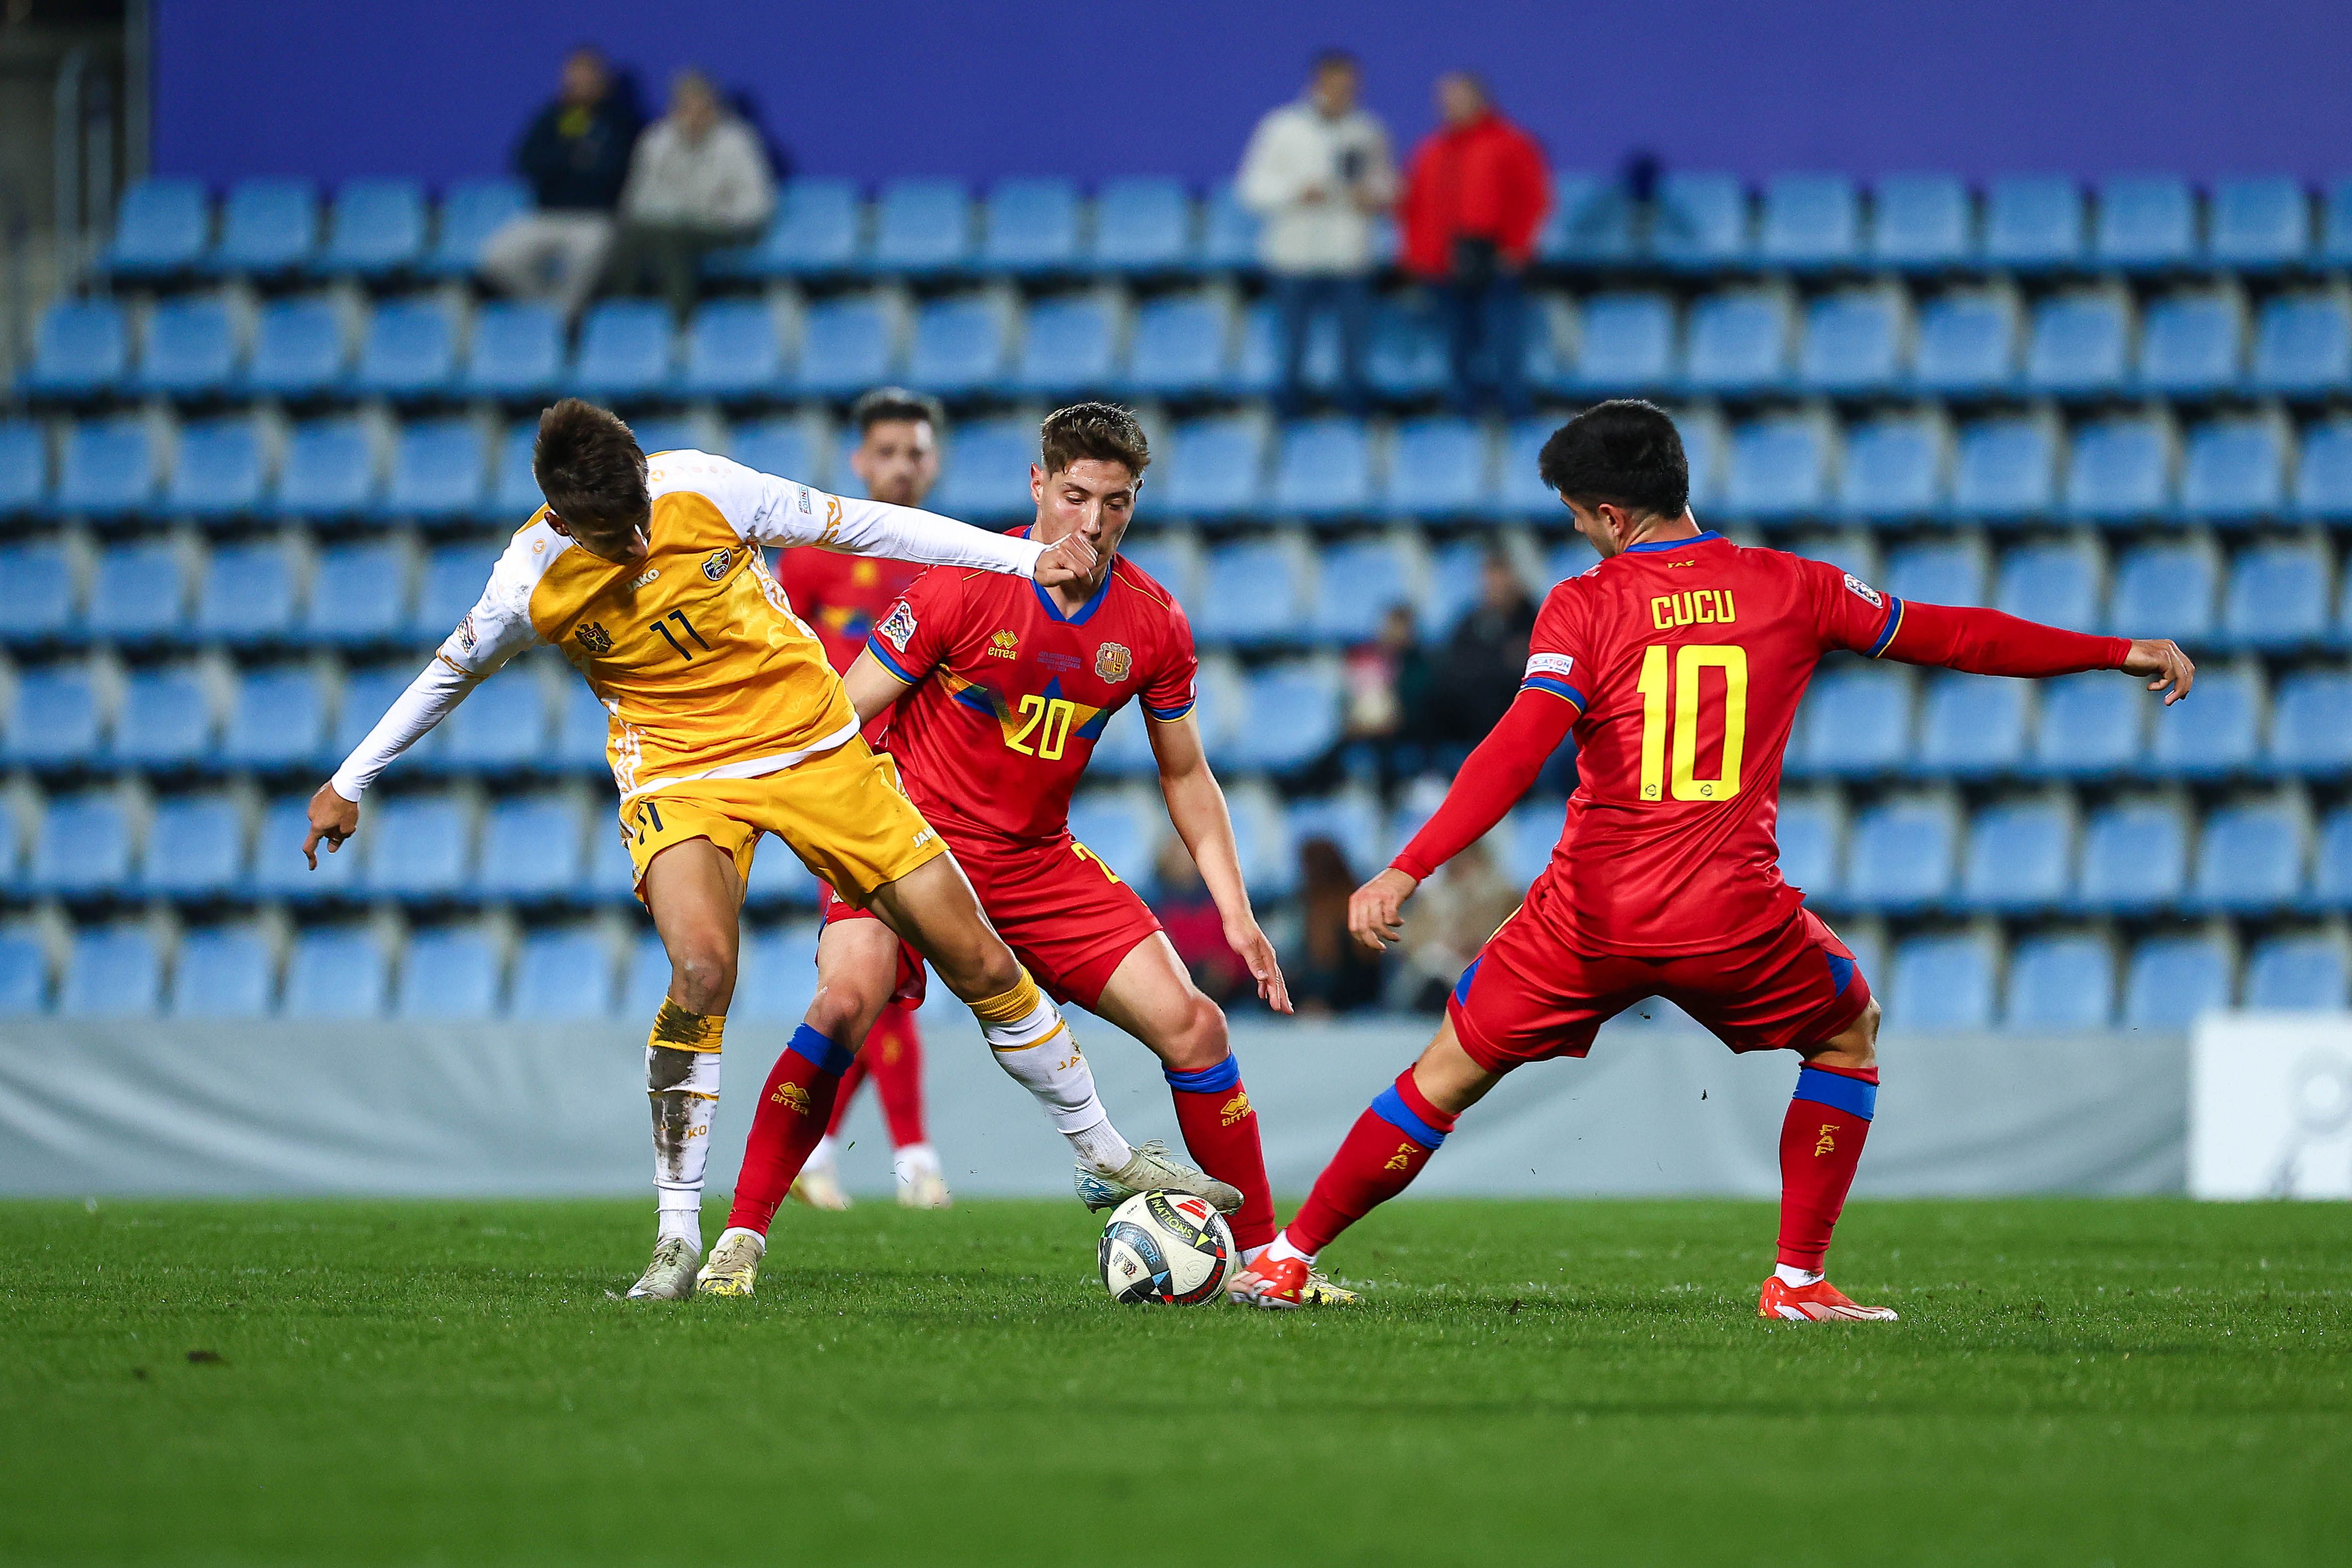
[1097,1191,1234,1305]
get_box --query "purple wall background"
[155,0,2352,187]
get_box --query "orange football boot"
[1758,1274,1899,1321]
[1227,1254,1309,1309]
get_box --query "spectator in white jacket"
[600,68,776,318]
[1237,51,1396,416]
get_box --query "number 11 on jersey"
[1636,643,1749,802]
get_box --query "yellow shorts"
[619,739,945,908]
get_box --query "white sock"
[1068,1116,1136,1175]
[805,1133,839,1175]
[893,1141,941,1188]
[648,1044,721,1251]
[977,990,1134,1172]
[1775,1263,1825,1287]
[1265,1233,1314,1266]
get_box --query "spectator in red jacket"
[1398,73,1549,416]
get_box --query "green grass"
[1,1197,2346,1567]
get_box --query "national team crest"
[1095,641,1133,682]
[702,547,734,583]
[574,621,613,654]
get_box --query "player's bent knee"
[668,941,736,1014]
[1161,993,1228,1073]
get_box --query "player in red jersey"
[699,403,1341,1300]
[773,389,950,1210]
[1231,400,2198,1318]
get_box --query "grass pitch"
[1,1196,2345,1567]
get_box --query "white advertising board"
[2189,1013,2352,1199]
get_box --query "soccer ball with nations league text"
[1097,1190,1234,1305]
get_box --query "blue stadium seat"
[1495,418,1568,518]
[2107,542,2216,640]
[2180,421,2285,521]
[384,419,488,519]
[871,179,972,271]
[1366,299,1449,399]
[709,178,860,276]
[138,296,238,395]
[1091,178,1192,271]
[1911,292,2015,393]
[1775,795,1839,898]
[414,543,496,642]
[2191,801,2304,912]
[246,298,347,395]
[1287,792,1385,885]
[1841,799,1955,911]
[0,420,46,513]
[476,795,586,900]
[1837,416,1942,519]
[85,542,189,643]
[253,793,363,899]
[1760,174,1858,267]
[1159,418,1264,518]
[1270,419,1371,517]
[29,794,134,896]
[2323,181,2352,266]
[1386,418,1486,516]
[2222,541,2331,649]
[1723,418,1828,518]
[2317,809,2352,911]
[1535,172,1632,263]
[486,422,544,515]
[212,178,319,273]
[141,794,245,898]
[1983,175,2084,268]
[793,295,897,396]
[1888,934,1996,1030]
[1797,291,1902,392]
[906,296,1007,394]
[2004,935,2115,1029]
[1570,293,1675,390]
[678,299,783,397]
[302,543,410,645]
[193,542,297,645]
[1228,299,1338,399]
[980,178,1080,271]
[930,417,1038,521]
[1311,538,1417,643]
[1652,173,1748,267]
[2297,421,2352,519]
[1194,540,1303,646]
[331,666,435,772]
[728,419,821,487]
[1221,665,1338,774]
[427,178,528,276]
[581,813,636,901]
[365,795,473,898]
[282,930,389,1018]
[2269,670,2352,775]
[2208,177,2310,267]
[2147,663,2260,775]
[731,923,824,1022]
[163,417,266,518]
[2122,937,2232,1029]
[1124,295,1230,396]
[0,542,76,641]
[460,302,564,398]
[2076,801,2189,911]
[352,297,455,397]
[1793,666,1911,777]
[1199,181,1258,270]
[2025,293,2131,393]
[2093,176,2195,268]
[220,667,328,768]
[571,300,675,398]
[106,178,210,275]
[439,676,552,771]
[276,419,377,517]
[552,681,611,775]
[2245,937,2348,1010]
[1886,540,1984,608]
[394,930,501,1018]
[2137,295,2241,395]
[112,667,216,765]
[2029,673,2143,776]
[22,299,128,396]
[59,927,162,1018]
[170,930,274,1017]
[2250,296,2351,393]
[1961,799,2072,908]
[1995,540,2101,629]
[2062,418,2167,520]
[1683,292,1787,392]
[619,932,671,1015]
[1118,536,1198,604]
[53,418,159,516]
[1917,675,2028,776]
[1010,296,1116,396]
[509,930,615,1018]
[0,936,45,1012]
[1869,174,1972,268]
[320,178,426,274]
[2,664,102,763]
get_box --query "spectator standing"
[1398,72,1548,415]
[1343,603,1434,782]
[481,46,643,319]
[1392,837,1523,1011]
[1237,50,1396,417]
[601,68,776,319]
[1428,553,1537,750]
[1291,838,1385,1015]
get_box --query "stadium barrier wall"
[0,1001,2187,1198]
[2189,1013,2352,1199]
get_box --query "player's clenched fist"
[1348,865,1419,952]
[2121,638,2195,705]
[1031,532,1099,588]
[302,782,360,870]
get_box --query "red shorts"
[1447,882,1872,1070]
[823,832,1163,1011]
[816,883,928,1008]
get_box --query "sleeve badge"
[876,601,917,652]
[1843,573,1885,608]
[1524,650,1576,679]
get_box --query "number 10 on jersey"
[1636,643,1748,802]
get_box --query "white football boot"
[625,1236,701,1301]
[1073,1140,1244,1215]
[693,1228,767,1298]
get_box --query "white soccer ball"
[1097,1190,1234,1305]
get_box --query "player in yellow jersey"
[302,400,1238,1298]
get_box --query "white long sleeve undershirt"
[328,657,478,802]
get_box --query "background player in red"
[774,388,950,1210]
[1231,400,2198,1317]
[700,403,1345,1301]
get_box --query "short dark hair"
[851,386,945,439]
[533,398,648,535]
[1535,399,1690,519]
[1039,402,1150,480]
[1313,49,1358,75]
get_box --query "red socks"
[1285,1068,1458,1256]
[1164,1055,1275,1252]
[1776,1062,1878,1269]
[724,1024,855,1235]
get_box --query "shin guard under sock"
[1165,1055,1276,1252]
[723,1023,856,1235]
[1776,1062,1878,1270]
[1284,1068,1459,1257]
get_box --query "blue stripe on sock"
[1164,1054,1241,1093]
[1792,1065,1876,1121]
[788,1022,855,1077]
[1370,1085,1448,1149]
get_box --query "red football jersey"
[776,546,926,673]
[1520,530,1899,955]
[867,540,1197,848]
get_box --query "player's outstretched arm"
[1146,712,1293,1014]
[303,656,482,868]
[724,461,1096,585]
[1881,600,2191,700]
